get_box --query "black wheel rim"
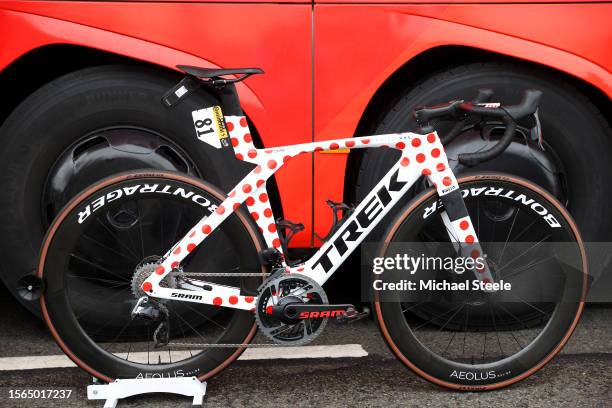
[380,179,584,367]
[45,177,262,369]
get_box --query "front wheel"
[374,174,587,390]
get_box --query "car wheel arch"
[344,45,612,206]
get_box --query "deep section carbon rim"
[40,173,264,380]
[376,175,586,388]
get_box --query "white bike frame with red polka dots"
[142,112,495,310]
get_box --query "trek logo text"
[311,169,406,273]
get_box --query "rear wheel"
[39,171,264,381]
[375,174,587,390]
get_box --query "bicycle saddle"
[177,65,264,78]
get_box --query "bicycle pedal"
[336,306,370,323]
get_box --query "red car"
[0,1,611,314]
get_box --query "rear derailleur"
[131,297,170,348]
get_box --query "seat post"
[216,82,244,116]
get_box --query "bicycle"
[35,65,587,391]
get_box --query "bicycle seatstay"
[143,83,494,310]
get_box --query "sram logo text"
[171,293,203,301]
[299,310,346,319]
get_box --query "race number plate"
[192,106,230,149]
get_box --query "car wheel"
[0,65,251,319]
[355,62,612,326]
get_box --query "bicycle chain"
[175,272,272,277]
[166,342,299,348]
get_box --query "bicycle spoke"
[69,253,130,282]
[413,303,464,331]
[67,274,129,285]
[159,199,165,256]
[82,234,140,262]
[179,301,227,331]
[169,303,193,358]
[476,200,480,238]
[498,208,520,264]
[481,331,487,363]
[73,289,131,320]
[95,218,140,259]
[401,301,426,314]
[489,301,504,359]
[171,307,216,348]
[137,204,146,258]
[103,317,135,354]
[502,255,555,281]
[442,331,457,357]
[507,292,552,318]
[495,234,551,275]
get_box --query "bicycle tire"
[39,171,265,382]
[374,173,587,390]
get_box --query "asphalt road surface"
[0,286,610,408]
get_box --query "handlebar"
[413,89,542,167]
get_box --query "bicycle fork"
[431,176,497,289]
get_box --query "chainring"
[255,273,328,345]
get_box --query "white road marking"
[0,344,368,371]
[240,344,368,360]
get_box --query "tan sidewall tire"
[374,173,588,391]
[38,170,265,383]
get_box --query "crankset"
[255,273,329,345]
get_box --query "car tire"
[354,62,612,321]
[0,65,251,315]
[356,62,612,244]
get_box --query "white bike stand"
[87,377,207,408]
